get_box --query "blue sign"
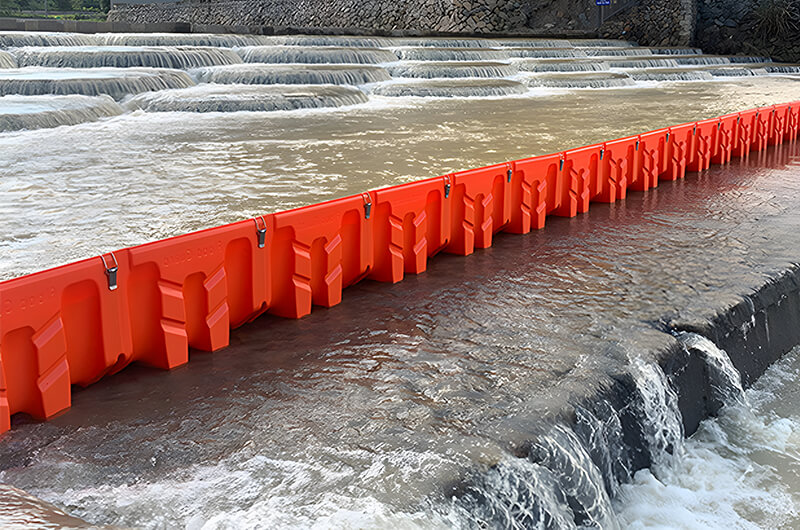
[596,0,611,5]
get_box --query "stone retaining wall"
[695,0,799,63]
[600,0,696,46]
[107,0,609,35]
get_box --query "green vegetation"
[754,0,800,39]
[0,0,110,17]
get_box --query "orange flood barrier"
[1,102,799,434]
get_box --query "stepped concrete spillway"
[1,29,800,528]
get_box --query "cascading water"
[451,426,620,530]
[728,55,774,63]
[524,72,635,88]
[628,357,685,471]
[674,56,732,66]
[0,31,97,48]
[191,64,391,85]
[582,48,656,57]
[0,68,195,99]
[0,51,16,69]
[570,39,635,47]
[765,64,800,74]
[506,48,590,59]
[98,32,272,48]
[389,37,502,48]
[0,93,122,132]
[648,47,705,55]
[10,46,242,69]
[386,61,518,79]
[629,69,715,82]
[268,35,394,48]
[392,47,510,61]
[124,83,369,112]
[494,39,572,48]
[368,79,527,98]
[513,58,610,73]
[608,58,681,68]
[677,332,746,406]
[235,46,397,65]
[708,67,769,77]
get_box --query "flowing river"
[1,31,800,528]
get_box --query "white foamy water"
[614,345,800,528]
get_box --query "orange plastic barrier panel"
[733,109,757,158]
[630,129,667,191]
[507,153,563,233]
[712,114,738,165]
[599,136,637,202]
[687,119,717,172]
[127,219,270,369]
[663,123,695,181]
[769,104,790,146]
[553,144,602,216]
[787,102,799,142]
[752,107,772,152]
[2,104,792,436]
[369,176,451,283]
[446,163,511,255]
[0,252,134,431]
[270,195,373,318]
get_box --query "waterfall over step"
[609,58,681,68]
[453,427,620,529]
[388,37,502,48]
[268,35,395,48]
[629,357,685,471]
[629,69,715,81]
[0,67,195,99]
[570,39,636,47]
[649,47,705,55]
[525,72,635,88]
[495,39,572,48]
[514,58,610,73]
[387,61,517,79]
[124,84,369,113]
[236,46,397,65]
[99,33,273,48]
[674,56,731,66]
[0,50,16,69]
[506,48,589,59]
[0,31,97,48]
[708,67,769,77]
[368,79,527,98]
[0,93,122,132]
[11,46,242,70]
[678,332,746,407]
[582,47,656,57]
[192,64,391,85]
[391,47,510,61]
[728,56,773,63]
[765,64,800,73]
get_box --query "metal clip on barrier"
[100,253,118,291]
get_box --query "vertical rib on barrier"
[599,136,636,201]
[507,153,563,233]
[269,195,373,319]
[370,176,450,283]
[446,163,511,256]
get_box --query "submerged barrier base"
[1,102,799,434]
